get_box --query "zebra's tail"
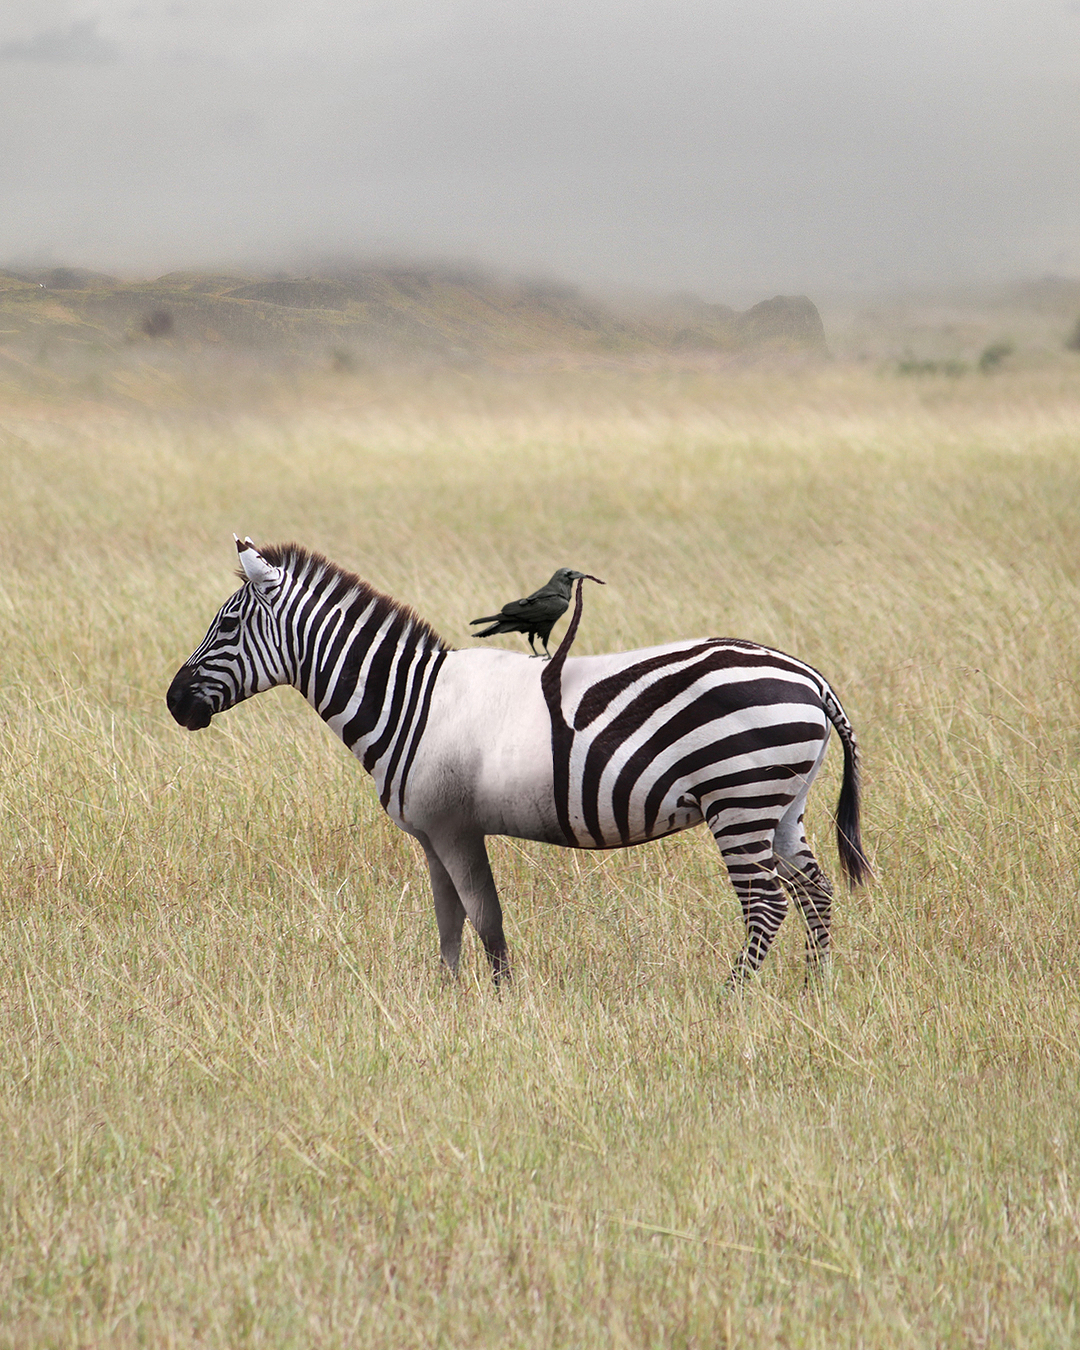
[823,688,872,887]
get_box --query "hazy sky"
[1,0,1078,297]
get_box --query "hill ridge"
[0,264,828,369]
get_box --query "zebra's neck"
[263,546,448,796]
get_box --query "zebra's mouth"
[166,668,215,730]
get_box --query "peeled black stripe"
[538,580,588,847]
[579,676,820,844]
[613,718,826,846]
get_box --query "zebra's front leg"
[721,850,789,988]
[416,833,468,976]
[423,828,511,987]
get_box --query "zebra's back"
[407,639,840,853]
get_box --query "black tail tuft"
[835,727,872,887]
[823,688,871,888]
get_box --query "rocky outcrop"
[640,290,828,356]
[734,295,828,352]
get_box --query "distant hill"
[0,264,828,376]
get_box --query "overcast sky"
[1,0,1078,298]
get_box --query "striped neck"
[256,546,448,779]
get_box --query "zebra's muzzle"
[166,666,215,731]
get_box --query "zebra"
[166,538,870,988]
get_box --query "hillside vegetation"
[1,357,1079,1346]
[0,264,826,401]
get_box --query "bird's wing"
[499,592,562,619]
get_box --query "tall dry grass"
[1,360,1079,1346]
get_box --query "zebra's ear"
[234,535,282,587]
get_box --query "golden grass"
[1,359,1079,1346]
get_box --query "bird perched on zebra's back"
[470,567,604,657]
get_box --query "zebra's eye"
[219,617,240,636]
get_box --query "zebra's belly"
[565,794,706,849]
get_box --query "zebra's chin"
[176,706,214,731]
[166,696,214,731]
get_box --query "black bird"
[470,568,604,657]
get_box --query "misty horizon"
[2,1,1078,301]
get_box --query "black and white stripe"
[168,540,869,989]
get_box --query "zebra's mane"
[248,543,450,651]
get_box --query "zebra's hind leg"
[776,851,835,985]
[703,798,791,985]
[774,811,835,985]
[718,847,790,987]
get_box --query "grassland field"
[1,353,1079,1347]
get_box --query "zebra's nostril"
[166,667,192,715]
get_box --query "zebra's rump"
[554,639,832,849]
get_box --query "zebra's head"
[166,538,291,731]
